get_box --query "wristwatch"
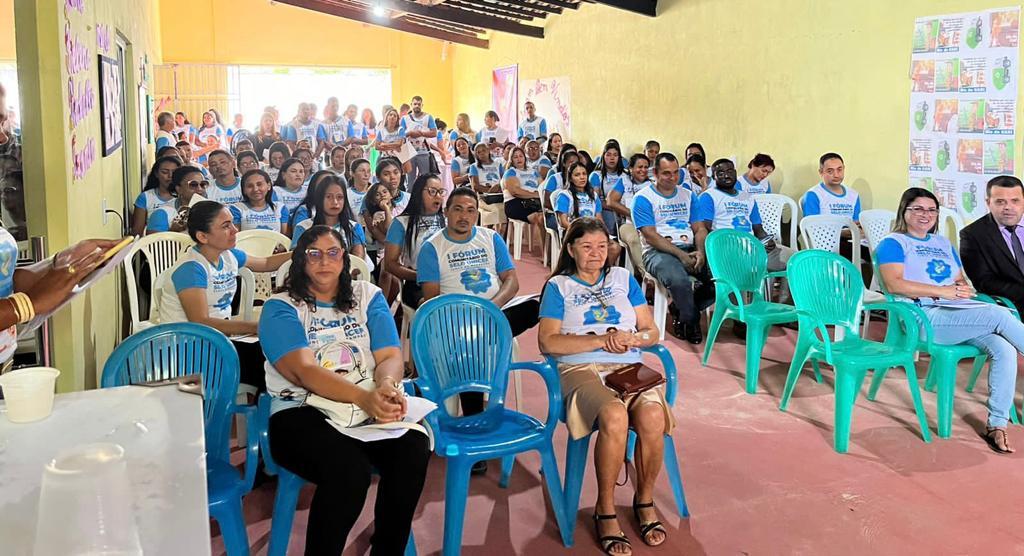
[638,331,651,341]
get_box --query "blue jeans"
[642,248,713,323]
[922,304,1024,427]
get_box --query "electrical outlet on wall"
[102,198,108,225]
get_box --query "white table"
[0,385,212,556]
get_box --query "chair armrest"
[711,278,746,321]
[795,310,834,365]
[978,293,1021,320]
[510,360,562,431]
[864,300,932,352]
[231,402,260,493]
[642,344,678,406]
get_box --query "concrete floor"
[214,251,1024,555]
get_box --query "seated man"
[800,152,862,222]
[960,175,1024,315]
[632,153,711,344]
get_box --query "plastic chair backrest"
[752,193,798,248]
[859,209,896,252]
[275,259,292,287]
[235,230,290,301]
[123,233,193,328]
[237,267,256,321]
[938,207,965,250]
[788,250,865,335]
[799,215,862,268]
[349,254,371,283]
[410,294,514,428]
[100,322,239,463]
[705,229,769,295]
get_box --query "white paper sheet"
[324,396,438,443]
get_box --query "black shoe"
[683,321,703,344]
[732,321,747,339]
[471,460,488,476]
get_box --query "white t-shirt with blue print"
[517,117,548,140]
[258,282,400,414]
[196,124,225,147]
[282,119,326,151]
[632,185,700,253]
[416,227,514,301]
[801,183,862,221]
[696,187,762,233]
[469,161,505,191]
[875,232,962,302]
[539,267,646,365]
[346,119,369,141]
[400,113,437,153]
[0,227,20,363]
[274,184,308,217]
[229,202,288,232]
[543,172,565,194]
[376,126,406,145]
[527,155,553,174]
[554,189,603,221]
[319,117,348,145]
[476,127,509,146]
[206,177,243,205]
[146,201,186,233]
[611,175,652,212]
[134,189,176,216]
[290,218,366,250]
[589,170,622,201]
[160,247,248,324]
[385,214,445,268]
[737,174,772,195]
[451,156,472,177]
[502,166,541,202]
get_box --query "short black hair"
[711,158,734,168]
[446,186,479,209]
[654,152,678,170]
[748,153,775,169]
[684,153,706,167]
[819,152,844,168]
[987,175,1024,197]
[187,200,227,243]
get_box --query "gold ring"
[67,265,76,275]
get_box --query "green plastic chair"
[780,250,932,453]
[702,229,798,393]
[870,260,1020,438]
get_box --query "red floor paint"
[214,250,1024,555]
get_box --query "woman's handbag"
[305,339,376,427]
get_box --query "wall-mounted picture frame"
[98,54,124,156]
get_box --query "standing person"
[260,225,429,556]
[607,153,653,269]
[476,111,509,156]
[146,166,208,234]
[205,150,243,205]
[155,112,177,152]
[738,153,775,195]
[343,104,370,147]
[400,96,438,186]
[960,175,1024,314]
[503,146,545,253]
[525,139,553,180]
[360,108,378,143]
[877,187,1024,454]
[194,110,226,149]
[230,169,287,233]
[273,158,309,219]
[469,142,506,234]
[265,141,291,183]
[517,101,548,142]
[384,174,446,308]
[589,141,625,238]
[226,113,246,142]
[132,156,182,236]
[800,152,862,222]
[450,137,475,189]
[173,111,194,142]
[291,176,367,266]
[252,113,283,162]
[283,103,326,156]
[449,113,476,145]
[544,132,563,166]
[319,97,348,158]
[373,108,406,159]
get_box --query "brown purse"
[604,363,666,398]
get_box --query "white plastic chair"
[507,219,534,261]
[859,209,896,291]
[123,232,193,333]
[752,193,799,248]
[540,189,562,270]
[235,229,291,306]
[938,206,966,250]
[235,267,257,322]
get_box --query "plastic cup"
[33,443,143,556]
[0,367,60,423]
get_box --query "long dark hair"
[556,144,579,184]
[170,165,203,197]
[578,150,595,174]
[597,140,622,182]
[143,156,183,192]
[402,174,445,255]
[274,158,305,189]
[565,161,594,219]
[544,132,562,159]
[267,142,291,168]
[894,187,940,234]
[454,137,476,165]
[289,170,334,229]
[280,225,355,313]
[363,182,390,215]
[375,156,406,192]
[240,169,275,210]
[549,217,611,278]
[312,176,357,246]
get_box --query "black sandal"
[632,497,667,547]
[593,513,631,555]
[984,427,1015,454]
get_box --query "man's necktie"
[1006,225,1024,276]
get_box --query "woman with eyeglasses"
[259,225,429,555]
[146,166,209,233]
[383,174,446,308]
[537,217,671,554]
[877,187,1024,454]
[158,200,291,390]
[133,156,182,236]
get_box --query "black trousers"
[460,298,540,415]
[269,405,431,556]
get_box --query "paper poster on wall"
[521,77,572,141]
[491,65,518,139]
[909,7,1020,222]
[99,54,124,156]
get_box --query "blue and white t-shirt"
[155,130,176,151]
[469,161,505,193]
[632,186,700,253]
[290,218,366,250]
[451,156,472,178]
[259,282,400,414]
[801,183,862,221]
[589,170,623,201]
[416,227,514,300]
[195,124,225,147]
[347,187,369,220]
[282,119,326,152]
[160,247,248,323]
[611,175,652,213]
[400,113,437,153]
[696,187,762,233]
[526,155,553,175]
[554,190,603,220]
[146,202,187,233]
[0,227,20,363]
[229,202,288,232]
[385,214,445,268]
[274,184,308,217]
[539,267,646,365]
[875,232,962,296]
[375,126,405,145]
[346,119,369,142]
[319,117,348,145]
[206,178,243,205]
[475,127,508,146]
[502,167,541,202]
[543,172,566,194]
[518,117,548,140]
[134,189,176,215]
[737,174,772,195]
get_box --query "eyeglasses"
[305,247,344,262]
[425,187,446,197]
[186,180,210,189]
[905,206,939,215]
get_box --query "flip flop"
[984,427,1015,454]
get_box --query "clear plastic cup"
[33,443,143,556]
[0,367,60,423]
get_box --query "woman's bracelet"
[8,292,35,324]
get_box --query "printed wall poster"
[98,54,124,156]
[491,65,519,141]
[909,7,1020,222]
[521,76,572,140]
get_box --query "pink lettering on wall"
[68,77,95,127]
[96,24,111,53]
[65,0,86,14]
[71,135,97,180]
[64,23,90,76]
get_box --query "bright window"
[232,66,391,126]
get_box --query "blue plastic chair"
[411,294,573,554]
[550,344,690,544]
[101,322,257,556]
[255,394,417,556]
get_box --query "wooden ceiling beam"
[592,0,655,16]
[529,0,578,9]
[384,0,544,37]
[448,0,545,20]
[516,0,561,14]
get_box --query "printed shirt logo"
[583,304,622,325]
[731,215,752,231]
[665,218,691,231]
[926,258,952,283]
[213,292,234,311]
[460,268,492,294]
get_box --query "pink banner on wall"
[491,65,519,138]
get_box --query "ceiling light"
[372,4,387,17]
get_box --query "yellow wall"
[15,0,163,390]
[158,0,455,122]
[0,0,13,60]
[452,0,1024,211]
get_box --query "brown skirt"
[559,362,675,440]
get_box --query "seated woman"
[525,139,552,180]
[146,165,209,234]
[291,176,367,277]
[236,150,261,176]
[877,187,1024,454]
[132,156,182,236]
[158,200,291,390]
[538,217,672,554]
[273,158,309,220]
[260,225,429,555]
[555,162,622,265]
[287,170,335,234]
[450,137,475,189]
[502,146,545,256]
[346,158,372,216]
[230,169,286,233]
[383,174,446,308]
[469,142,506,234]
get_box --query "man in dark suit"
[960,175,1024,315]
